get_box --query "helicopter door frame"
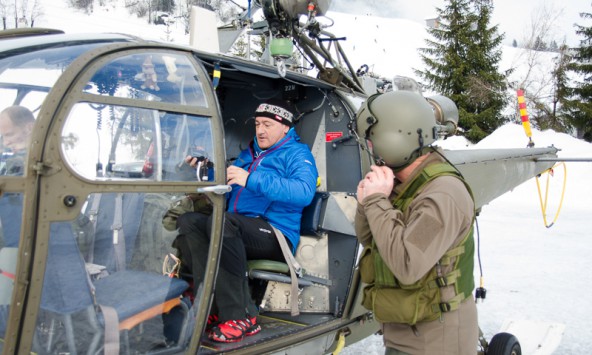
[8,43,226,355]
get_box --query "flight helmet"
[355,90,438,170]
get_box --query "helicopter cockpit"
[0,23,372,353]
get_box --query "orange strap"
[0,269,15,280]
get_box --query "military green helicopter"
[0,0,560,354]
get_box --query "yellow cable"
[332,331,346,355]
[535,162,567,228]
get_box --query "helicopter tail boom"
[444,147,559,210]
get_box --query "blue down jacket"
[227,128,318,252]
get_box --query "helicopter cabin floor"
[0,310,334,354]
[198,312,336,353]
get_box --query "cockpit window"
[0,43,108,110]
[84,53,208,107]
[62,103,215,182]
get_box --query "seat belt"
[87,193,102,263]
[98,305,120,355]
[112,193,126,271]
[81,249,120,355]
[270,225,301,316]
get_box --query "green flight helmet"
[356,90,437,170]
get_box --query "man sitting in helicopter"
[173,98,318,343]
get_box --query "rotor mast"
[254,0,365,94]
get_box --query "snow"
[25,1,592,353]
[36,1,190,43]
[465,125,592,354]
[326,13,428,81]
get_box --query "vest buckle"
[435,276,447,287]
[439,302,452,312]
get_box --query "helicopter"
[0,0,562,354]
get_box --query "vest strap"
[428,268,461,289]
[432,292,466,314]
[440,245,465,266]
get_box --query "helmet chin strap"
[417,128,424,148]
[350,119,382,165]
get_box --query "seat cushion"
[94,270,188,321]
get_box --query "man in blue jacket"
[175,98,318,343]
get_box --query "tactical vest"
[359,162,475,325]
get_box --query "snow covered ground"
[23,1,592,353]
[466,125,592,355]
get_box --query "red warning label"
[325,132,343,142]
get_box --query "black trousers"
[175,212,285,321]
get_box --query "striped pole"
[517,89,534,147]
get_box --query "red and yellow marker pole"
[517,89,534,147]
[517,89,567,227]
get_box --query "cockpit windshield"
[0,43,109,110]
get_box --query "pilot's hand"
[227,165,249,187]
[357,165,394,203]
[184,155,208,167]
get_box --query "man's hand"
[356,165,395,203]
[227,165,249,187]
[184,155,207,167]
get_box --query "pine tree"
[563,9,592,142]
[156,0,175,13]
[533,36,547,51]
[415,0,508,142]
[548,44,573,133]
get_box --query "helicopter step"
[198,312,340,354]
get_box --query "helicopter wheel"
[486,332,521,355]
